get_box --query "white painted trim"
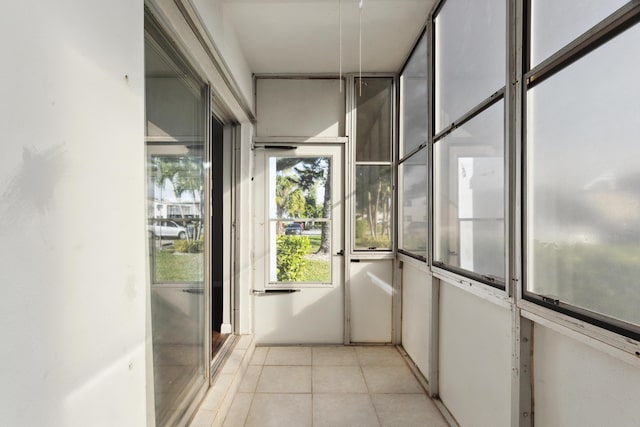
[428,276,440,398]
[520,301,640,367]
[397,252,429,272]
[174,0,256,122]
[433,398,460,427]
[392,259,402,344]
[254,73,346,79]
[253,136,348,145]
[349,252,396,260]
[433,267,512,310]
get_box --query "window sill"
[519,300,640,366]
[432,266,511,310]
[397,252,429,272]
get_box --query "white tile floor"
[221,346,449,427]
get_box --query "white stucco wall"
[439,283,512,427]
[0,1,148,426]
[236,123,255,334]
[533,325,640,427]
[255,78,346,137]
[350,260,394,343]
[401,262,431,378]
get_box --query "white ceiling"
[223,0,436,74]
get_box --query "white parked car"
[148,220,189,239]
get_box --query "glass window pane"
[530,0,627,67]
[401,32,428,158]
[145,33,206,427]
[435,0,505,132]
[355,165,393,250]
[268,156,332,284]
[269,157,331,220]
[526,24,640,326]
[356,77,393,162]
[399,148,427,258]
[435,100,504,279]
[270,222,332,284]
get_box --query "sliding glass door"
[145,18,209,426]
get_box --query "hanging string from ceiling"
[359,0,363,96]
[339,0,343,92]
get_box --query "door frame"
[252,139,347,343]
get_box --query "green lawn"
[307,235,321,253]
[303,235,330,282]
[154,249,203,282]
[154,237,330,284]
[303,258,330,283]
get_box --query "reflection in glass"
[530,0,627,67]
[148,155,204,283]
[401,32,428,157]
[435,0,505,132]
[527,24,640,326]
[356,77,393,162]
[145,32,206,427]
[399,148,427,258]
[355,165,393,250]
[434,100,504,279]
[268,157,332,284]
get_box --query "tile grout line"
[233,346,444,427]
[310,347,314,426]
[241,347,269,427]
[355,348,384,427]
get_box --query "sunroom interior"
[3,0,640,426]
[145,0,640,425]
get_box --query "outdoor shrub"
[276,235,310,281]
[174,239,204,253]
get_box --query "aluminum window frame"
[398,28,429,262]
[431,0,507,290]
[349,74,398,256]
[521,0,640,341]
[398,148,428,262]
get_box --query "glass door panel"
[254,145,344,343]
[267,156,333,285]
[145,24,208,427]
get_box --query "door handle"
[335,249,344,256]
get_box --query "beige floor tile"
[189,408,216,427]
[372,394,449,427]
[312,346,359,366]
[255,366,311,393]
[313,394,381,427]
[264,346,312,365]
[244,393,312,427]
[193,346,443,427]
[249,347,268,366]
[362,366,424,394]
[312,366,368,393]
[222,393,253,427]
[238,365,262,393]
[355,346,406,367]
